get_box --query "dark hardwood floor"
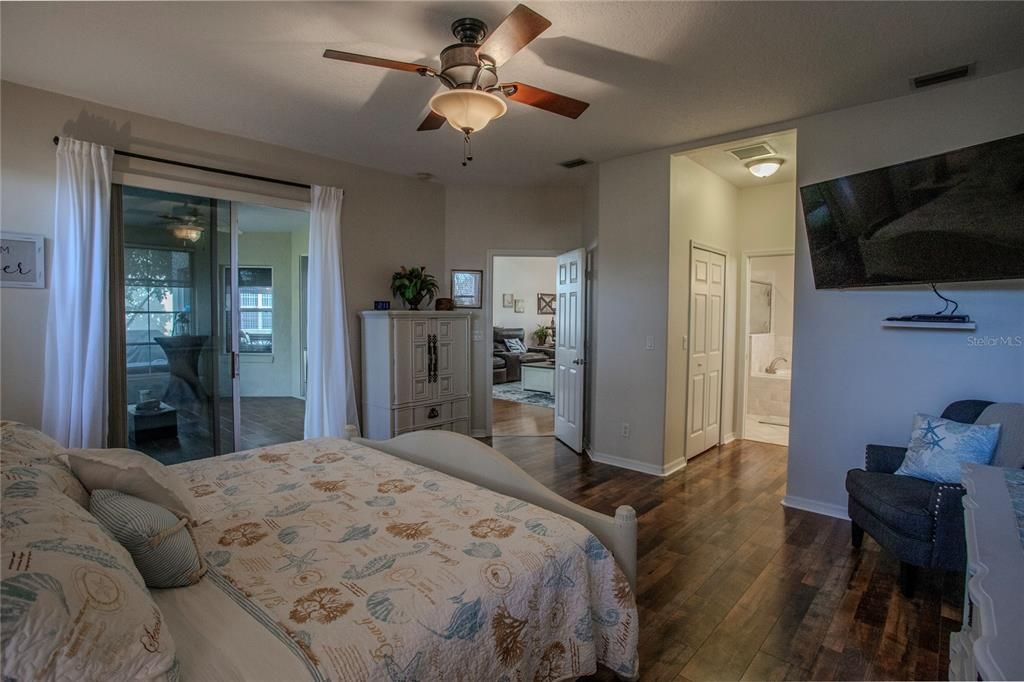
[133,396,306,465]
[491,397,554,436]
[482,436,963,682]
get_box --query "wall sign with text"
[1,233,45,288]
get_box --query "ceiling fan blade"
[476,4,551,67]
[502,82,590,119]
[417,111,447,131]
[323,49,435,75]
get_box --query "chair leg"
[851,521,864,549]
[899,562,917,598]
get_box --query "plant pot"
[405,293,426,310]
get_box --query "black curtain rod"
[52,136,311,190]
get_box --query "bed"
[157,429,640,681]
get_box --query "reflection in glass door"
[119,188,310,463]
[122,186,230,464]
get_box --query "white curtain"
[304,185,359,438]
[42,138,114,447]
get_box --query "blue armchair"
[845,400,1024,597]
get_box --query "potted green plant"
[533,324,551,346]
[390,266,439,310]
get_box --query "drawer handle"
[427,407,440,419]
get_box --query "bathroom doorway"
[741,251,794,446]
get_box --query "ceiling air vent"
[913,64,972,89]
[726,143,775,161]
[559,158,591,169]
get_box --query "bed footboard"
[345,426,638,589]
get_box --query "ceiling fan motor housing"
[440,44,498,89]
[440,17,497,89]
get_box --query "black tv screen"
[800,133,1024,289]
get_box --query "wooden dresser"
[359,310,471,439]
[949,463,1024,681]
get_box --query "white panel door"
[555,248,586,452]
[686,247,726,458]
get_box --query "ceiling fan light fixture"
[746,158,784,178]
[429,89,507,134]
[170,224,204,243]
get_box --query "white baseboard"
[722,432,737,444]
[662,456,687,476]
[781,495,849,520]
[588,450,686,477]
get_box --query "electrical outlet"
[621,422,631,438]
[645,335,655,351]
[682,335,688,351]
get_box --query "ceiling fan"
[323,4,589,146]
[160,202,207,243]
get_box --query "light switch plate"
[645,335,655,351]
[472,330,483,342]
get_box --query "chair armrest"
[929,483,967,569]
[865,444,908,473]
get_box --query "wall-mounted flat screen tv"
[800,133,1024,289]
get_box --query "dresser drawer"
[413,401,452,426]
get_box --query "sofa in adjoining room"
[493,327,551,384]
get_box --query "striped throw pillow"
[90,489,206,588]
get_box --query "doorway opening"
[119,184,309,464]
[742,252,794,446]
[665,129,797,465]
[490,255,557,436]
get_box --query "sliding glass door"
[118,185,308,464]
[122,187,227,464]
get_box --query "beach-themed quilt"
[177,437,639,681]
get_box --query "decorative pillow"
[1,476,178,680]
[895,413,1002,484]
[66,448,206,524]
[90,489,206,588]
[503,338,527,353]
[1,421,90,507]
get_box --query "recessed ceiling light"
[746,158,784,178]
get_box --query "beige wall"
[0,81,445,428]
[235,231,295,398]
[589,150,670,471]
[737,182,797,252]
[443,185,583,434]
[492,256,557,334]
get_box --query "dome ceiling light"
[746,158,784,178]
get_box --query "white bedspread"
[171,437,639,681]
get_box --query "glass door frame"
[228,202,242,453]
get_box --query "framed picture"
[502,293,514,308]
[1,232,45,288]
[451,269,483,308]
[514,299,525,313]
[537,293,556,315]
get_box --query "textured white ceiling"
[4,2,1024,187]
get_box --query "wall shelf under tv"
[881,320,976,331]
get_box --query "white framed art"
[1,232,45,288]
